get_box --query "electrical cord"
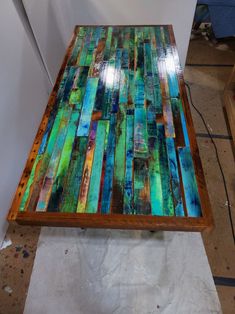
[185,82,235,246]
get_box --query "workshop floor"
[0,33,235,314]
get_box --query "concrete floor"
[0,33,235,313]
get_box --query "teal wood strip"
[171,98,185,147]
[85,27,102,66]
[111,48,122,113]
[157,123,174,216]
[86,120,109,213]
[148,120,163,216]
[102,29,118,118]
[62,66,78,102]
[178,147,202,217]
[59,137,88,212]
[77,122,98,213]
[103,27,113,61]
[112,104,126,213]
[166,138,184,216]
[124,114,134,214]
[69,67,89,110]
[134,107,148,158]
[150,27,162,114]
[69,27,86,65]
[36,104,73,212]
[179,100,190,146]
[77,77,99,136]
[25,67,73,211]
[78,28,92,66]
[134,158,151,215]
[101,114,116,214]
[47,107,80,212]
[129,27,135,70]
[162,26,179,98]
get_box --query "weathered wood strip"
[178,147,202,217]
[86,120,109,213]
[69,27,86,66]
[178,99,190,146]
[36,104,73,212]
[85,27,102,66]
[23,67,73,212]
[88,27,107,77]
[69,67,89,110]
[59,137,88,212]
[111,48,122,113]
[112,104,126,213]
[162,26,179,98]
[166,138,184,216]
[157,123,174,216]
[101,114,116,213]
[77,77,99,136]
[47,107,80,212]
[134,107,148,158]
[148,119,163,216]
[77,122,98,213]
[78,27,92,66]
[171,98,185,147]
[124,113,134,214]
[134,158,151,215]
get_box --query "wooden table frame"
[7,25,214,231]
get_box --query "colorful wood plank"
[9,26,213,232]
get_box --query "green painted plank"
[134,107,149,158]
[69,27,86,65]
[148,120,163,216]
[178,147,202,217]
[157,123,174,216]
[36,104,73,212]
[47,107,80,212]
[76,77,99,136]
[166,138,184,216]
[112,104,126,213]
[101,114,116,213]
[69,67,89,109]
[134,158,151,215]
[85,27,102,66]
[77,122,98,213]
[86,120,109,213]
[124,113,134,214]
[59,137,88,212]
[78,27,93,66]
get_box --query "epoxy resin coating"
[9,26,213,230]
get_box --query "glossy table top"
[8,26,213,231]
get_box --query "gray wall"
[0,0,50,244]
[23,0,197,83]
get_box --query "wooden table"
[8,25,213,231]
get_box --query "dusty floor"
[0,33,235,314]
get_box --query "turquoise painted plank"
[69,67,89,110]
[47,107,80,212]
[124,114,134,214]
[86,120,109,213]
[179,100,190,146]
[162,26,179,98]
[101,114,116,214]
[59,137,88,212]
[85,27,102,66]
[178,147,202,217]
[78,27,92,66]
[148,119,163,216]
[111,48,122,113]
[166,138,184,216]
[112,104,126,213]
[157,124,174,216]
[134,158,151,215]
[103,27,113,61]
[62,66,78,102]
[69,27,86,65]
[77,78,99,136]
[134,107,148,158]
[36,104,73,211]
